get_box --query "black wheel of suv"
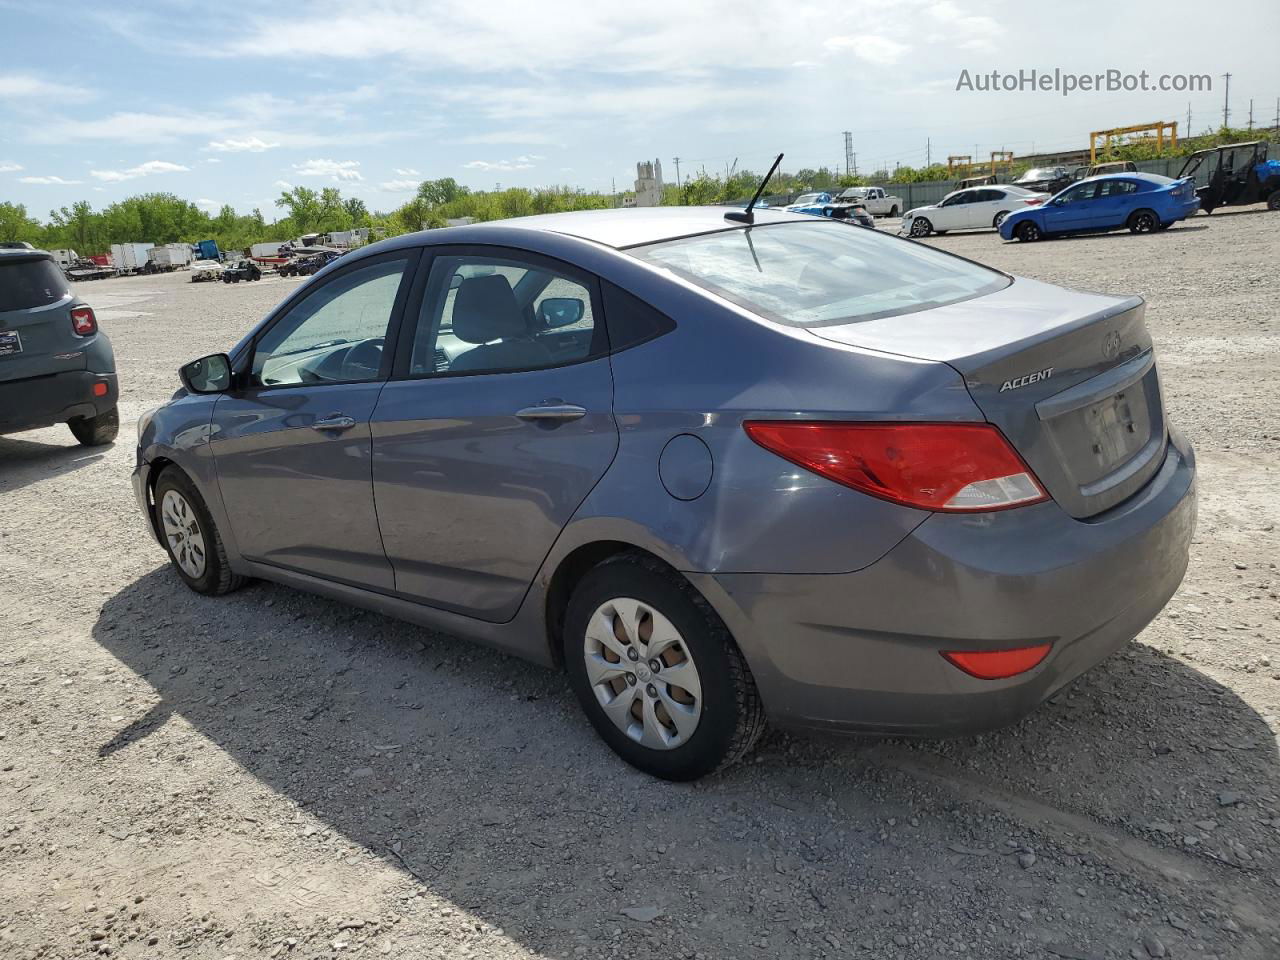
[909,217,933,237]
[153,467,247,596]
[1016,221,1042,242]
[564,554,766,781]
[68,406,119,446]
[1128,209,1158,233]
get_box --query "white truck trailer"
[149,243,193,271]
[109,242,154,274]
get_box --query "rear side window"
[631,221,1008,328]
[0,258,70,312]
[602,281,675,351]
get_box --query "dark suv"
[0,248,119,445]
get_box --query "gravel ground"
[2,208,1277,960]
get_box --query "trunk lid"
[0,254,87,383]
[810,276,1167,518]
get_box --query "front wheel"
[1266,189,1280,211]
[153,467,247,595]
[909,217,933,237]
[68,406,118,446]
[1128,209,1158,233]
[1015,221,1042,242]
[564,555,766,781]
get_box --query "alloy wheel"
[583,597,703,750]
[1134,212,1156,233]
[161,489,207,579]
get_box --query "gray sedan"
[133,206,1196,780]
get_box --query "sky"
[1,0,1277,222]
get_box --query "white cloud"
[292,158,363,181]
[19,175,83,185]
[0,73,94,100]
[379,178,419,191]
[274,180,293,189]
[196,198,223,209]
[823,34,908,64]
[393,167,420,176]
[463,155,542,172]
[205,158,221,164]
[927,1,1002,49]
[0,162,22,173]
[90,160,190,182]
[206,135,280,152]
[451,130,558,146]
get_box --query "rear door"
[209,251,417,590]
[0,255,83,383]
[1093,178,1140,226]
[371,247,618,622]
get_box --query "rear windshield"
[630,221,1009,327]
[0,257,71,312]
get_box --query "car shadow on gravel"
[92,566,1280,952]
[0,433,109,493]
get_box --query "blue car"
[785,192,876,228]
[999,173,1199,242]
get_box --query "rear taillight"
[1023,198,1044,205]
[942,643,1052,679]
[70,306,97,337]
[743,421,1048,512]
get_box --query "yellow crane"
[1090,121,1178,162]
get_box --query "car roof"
[380,205,816,251]
[0,247,52,262]
[1073,172,1172,186]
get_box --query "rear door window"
[0,258,71,312]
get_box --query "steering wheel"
[341,338,384,380]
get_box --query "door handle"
[311,414,357,431]
[515,403,587,423]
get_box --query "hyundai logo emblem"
[1102,331,1122,361]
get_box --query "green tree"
[0,202,41,243]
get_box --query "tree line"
[0,126,1265,252]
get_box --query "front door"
[211,252,417,590]
[372,248,618,622]
[1042,181,1099,232]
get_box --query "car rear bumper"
[692,429,1196,736]
[0,369,119,434]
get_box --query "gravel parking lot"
[2,209,1278,960]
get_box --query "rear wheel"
[1128,209,1158,233]
[1015,221,1042,242]
[888,205,898,217]
[564,555,765,781]
[68,406,118,446]
[1267,189,1280,211]
[993,210,1010,228]
[909,217,933,237]
[153,467,246,596]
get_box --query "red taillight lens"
[1023,198,1045,206]
[743,421,1048,512]
[942,643,1052,679]
[70,306,97,337]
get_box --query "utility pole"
[1248,98,1254,130]
[926,137,931,168]
[1222,73,1231,129]
[672,157,681,188]
[1187,102,1192,137]
[843,131,853,176]
[852,153,857,176]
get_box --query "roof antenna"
[725,152,783,225]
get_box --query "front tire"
[1266,189,1280,211]
[68,406,118,446]
[909,217,933,237]
[564,555,765,781]
[153,467,246,596]
[1015,221,1042,242]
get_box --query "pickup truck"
[832,186,902,217]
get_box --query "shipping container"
[150,243,192,269]
[109,242,154,273]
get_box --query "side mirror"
[537,297,585,328]
[179,353,232,394]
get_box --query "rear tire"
[888,205,898,217]
[68,406,118,446]
[564,554,766,781]
[1128,209,1158,233]
[1267,189,1280,211]
[153,467,247,596]
[993,211,1009,228]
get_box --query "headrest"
[452,275,527,344]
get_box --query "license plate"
[0,330,22,357]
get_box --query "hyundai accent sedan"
[134,207,1196,780]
